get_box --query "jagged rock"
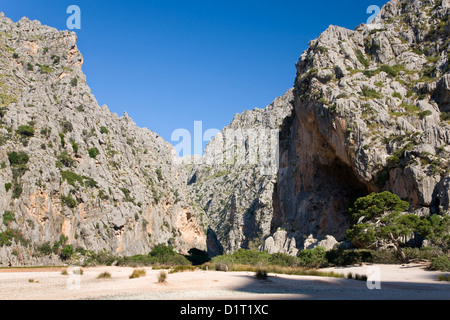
[0,13,205,266]
[259,229,299,256]
[272,0,450,245]
[187,89,294,255]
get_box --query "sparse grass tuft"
[157,271,167,283]
[255,269,268,280]
[97,272,112,279]
[129,269,146,279]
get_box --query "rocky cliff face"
[270,0,450,251]
[190,0,450,256]
[0,0,449,265]
[0,14,205,266]
[186,89,294,255]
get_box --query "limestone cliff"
[269,0,450,251]
[0,14,205,266]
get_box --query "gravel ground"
[0,264,448,300]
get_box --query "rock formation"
[270,0,450,251]
[0,13,205,266]
[0,0,449,265]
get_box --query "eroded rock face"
[187,89,294,255]
[0,14,205,266]
[271,0,450,249]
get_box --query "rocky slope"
[0,13,205,266]
[0,0,449,265]
[186,89,293,255]
[269,0,450,251]
[190,0,450,256]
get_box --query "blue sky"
[1,0,388,154]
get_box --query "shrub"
[70,77,78,86]
[268,252,299,267]
[61,170,84,187]
[360,87,383,99]
[69,139,79,154]
[355,49,369,69]
[12,53,19,59]
[149,244,190,266]
[441,112,450,122]
[8,151,29,166]
[297,247,328,269]
[2,211,16,225]
[38,64,52,74]
[326,249,376,266]
[12,183,23,199]
[97,272,112,279]
[157,271,167,283]
[61,244,74,260]
[27,63,34,71]
[57,151,75,168]
[37,242,53,256]
[60,121,73,133]
[129,269,146,279]
[61,194,77,208]
[419,110,433,119]
[16,125,35,137]
[429,255,450,272]
[51,55,60,64]
[4,183,12,192]
[88,147,100,159]
[255,269,268,280]
[100,126,109,134]
[392,92,402,99]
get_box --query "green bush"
[4,183,12,192]
[419,110,433,119]
[57,151,75,168]
[360,87,383,99]
[355,49,369,69]
[61,194,77,208]
[2,211,16,225]
[8,151,29,166]
[129,269,146,279]
[148,244,190,266]
[100,126,109,134]
[268,252,299,267]
[61,245,74,260]
[429,255,450,272]
[441,112,450,122]
[88,147,100,159]
[61,170,84,187]
[297,247,328,268]
[37,242,53,256]
[326,249,375,266]
[12,183,23,199]
[255,269,268,280]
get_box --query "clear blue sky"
[1,0,388,154]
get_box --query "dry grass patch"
[129,269,146,279]
[157,271,167,284]
[97,272,112,279]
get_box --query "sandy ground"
[0,263,448,300]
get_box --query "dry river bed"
[0,263,448,300]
